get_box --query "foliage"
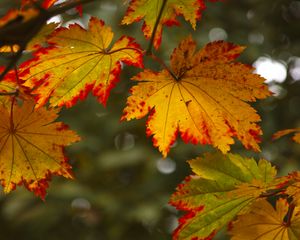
[170,152,299,239]
[229,199,300,240]
[122,37,270,156]
[0,0,299,240]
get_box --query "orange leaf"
[122,0,215,49]
[0,67,31,106]
[273,128,300,144]
[42,0,58,8]
[0,68,19,96]
[20,17,143,108]
[21,0,57,9]
[0,100,80,198]
[230,199,300,240]
[122,37,270,157]
[21,0,83,16]
[286,171,300,206]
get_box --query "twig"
[0,0,97,82]
[0,91,18,96]
[146,0,168,55]
[286,203,295,226]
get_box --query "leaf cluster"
[0,0,299,239]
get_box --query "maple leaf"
[21,0,57,9]
[28,23,59,50]
[230,198,300,240]
[20,17,143,108]
[0,68,18,97]
[21,0,83,15]
[286,172,300,206]
[0,99,80,198]
[42,0,58,8]
[121,0,217,49]
[169,152,278,240]
[122,37,270,157]
[0,67,31,106]
[273,128,300,144]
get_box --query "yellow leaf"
[21,17,143,108]
[286,172,300,206]
[0,69,18,93]
[273,128,300,144]
[122,37,270,157]
[0,100,80,198]
[230,199,300,240]
[122,0,208,49]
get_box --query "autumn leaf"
[20,17,143,108]
[0,68,18,97]
[169,152,278,240]
[121,0,217,49]
[21,0,57,9]
[0,67,32,106]
[21,0,83,16]
[0,67,31,106]
[273,128,300,144]
[230,198,300,240]
[28,23,59,50]
[0,99,80,198]
[122,37,270,157]
[286,171,300,206]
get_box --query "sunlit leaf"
[0,100,80,198]
[21,0,83,15]
[273,128,300,144]
[230,199,300,240]
[122,37,270,156]
[169,152,277,240]
[286,171,300,206]
[21,0,57,8]
[0,68,30,106]
[21,17,143,108]
[121,0,216,49]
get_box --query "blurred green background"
[0,0,300,239]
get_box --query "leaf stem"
[0,91,18,96]
[9,97,16,133]
[146,0,168,55]
[286,203,295,226]
[259,179,295,198]
[149,54,178,81]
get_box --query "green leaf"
[169,152,278,240]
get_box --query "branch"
[146,0,167,55]
[0,0,97,82]
[0,91,18,96]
